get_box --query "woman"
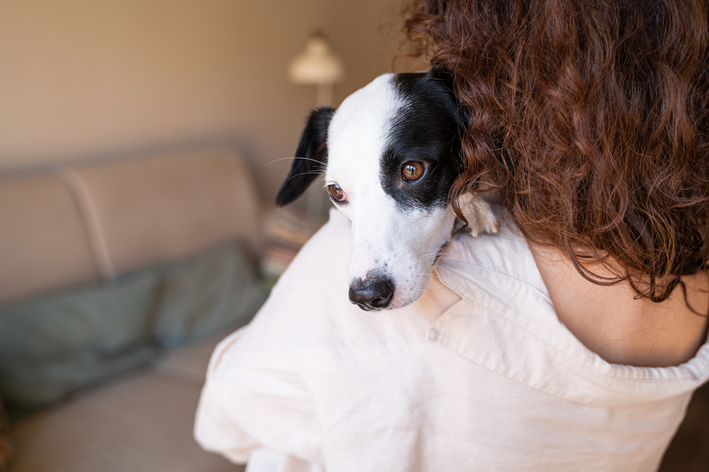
[195,1,709,470]
[403,0,709,369]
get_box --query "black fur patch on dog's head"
[380,69,465,212]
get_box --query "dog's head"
[276,70,466,311]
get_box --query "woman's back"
[532,245,709,367]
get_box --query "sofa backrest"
[0,147,262,305]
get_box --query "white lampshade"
[288,33,344,85]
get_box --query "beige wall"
[0,0,404,203]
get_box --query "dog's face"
[277,71,465,310]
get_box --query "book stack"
[260,208,325,279]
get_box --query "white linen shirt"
[194,208,709,472]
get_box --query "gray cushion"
[0,271,160,411]
[0,239,266,414]
[153,238,267,348]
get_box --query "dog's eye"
[327,183,346,202]
[402,161,426,182]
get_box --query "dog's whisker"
[267,157,301,166]
[416,253,442,260]
[268,156,328,167]
[290,172,326,180]
[304,177,328,195]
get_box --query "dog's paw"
[456,193,500,237]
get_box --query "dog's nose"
[349,276,395,311]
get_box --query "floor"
[658,381,709,471]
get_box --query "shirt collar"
[431,221,709,405]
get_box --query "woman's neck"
[530,245,709,367]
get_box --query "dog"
[276,69,498,311]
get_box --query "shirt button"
[426,328,438,342]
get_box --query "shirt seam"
[211,348,466,374]
[439,260,709,383]
[451,292,709,384]
[440,261,552,306]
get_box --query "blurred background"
[0,0,406,202]
[0,1,704,471]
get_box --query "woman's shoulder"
[434,221,709,402]
[531,244,709,368]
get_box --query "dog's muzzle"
[349,274,395,311]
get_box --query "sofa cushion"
[70,147,263,276]
[0,271,160,412]
[153,238,268,348]
[9,366,243,472]
[0,175,99,305]
[0,147,262,306]
[0,239,266,414]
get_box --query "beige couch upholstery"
[0,147,262,471]
[0,147,261,305]
[9,330,243,472]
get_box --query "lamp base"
[315,83,334,108]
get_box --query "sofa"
[0,147,269,472]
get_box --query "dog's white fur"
[326,74,498,309]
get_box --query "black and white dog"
[276,69,498,311]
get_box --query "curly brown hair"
[402,0,709,302]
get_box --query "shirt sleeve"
[194,332,323,465]
[193,209,353,466]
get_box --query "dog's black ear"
[427,65,511,172]
[275,106,335,207]
[426,65,469,129]
[427,64,455,89]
